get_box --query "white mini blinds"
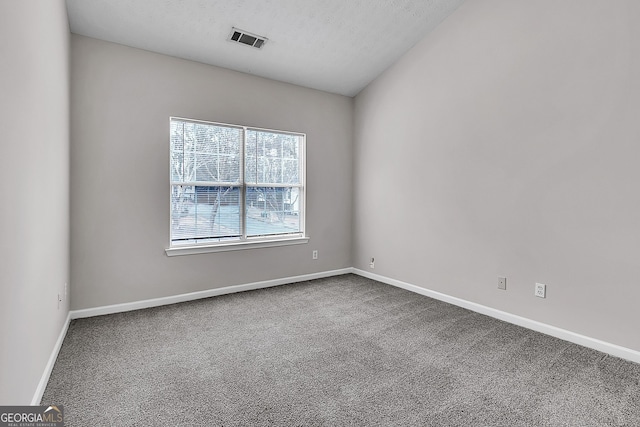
[169,118,305,247]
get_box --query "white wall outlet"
[312,250,318,260]
[498,277,507,290]
[369,257,375,269]
[535,283,546,298]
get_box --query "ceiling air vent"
[229,27,267,49]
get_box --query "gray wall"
[0,1,70,404]
[353,0,640,352]
[71,35,353,310]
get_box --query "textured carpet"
[42,274,640,426]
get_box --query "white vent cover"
[229,27,267,49]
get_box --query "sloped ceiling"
[66,0,466,97]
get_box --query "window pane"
[170,120,185,182]
[246,187,301,237]
[261,134,282,183]
[171,185,241,244]
[193,123,215,181]
[282,159,299,184]
[195,123,242,183]
[245,130,257,184]
[181,122,197,182]
[172,120,242,184]
[246,130,301,185]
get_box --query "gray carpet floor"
[42,274,640,426]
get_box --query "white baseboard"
[70,268,353,320]
[353,269,640,365]
[32,311,71,405]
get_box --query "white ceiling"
[66,0,466,97]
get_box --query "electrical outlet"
[535,283,546,298]
[312,250,318,260]
[498,277,507,290]
[369,257,375,269]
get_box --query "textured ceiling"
[66,0,465,97]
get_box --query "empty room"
[1,0,639,425]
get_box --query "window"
[167,117,306,255]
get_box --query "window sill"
[165,236,309,257]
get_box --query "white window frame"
[165,117,308,257]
